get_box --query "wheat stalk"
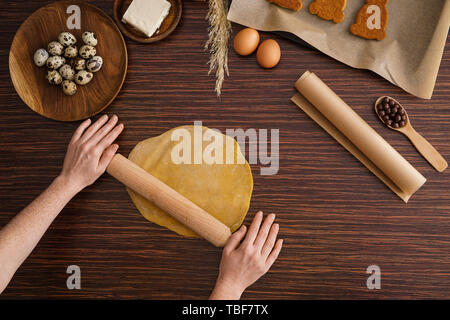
[205,0,231,97]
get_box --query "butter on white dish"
[122,0,171,38]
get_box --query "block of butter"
[122,0,171,38]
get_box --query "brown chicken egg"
[233,28,260,56]
[256,39,281,69]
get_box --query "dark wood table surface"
[0,0,449,299]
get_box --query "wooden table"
[0,0,449,299]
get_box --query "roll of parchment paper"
[292,71,426,202]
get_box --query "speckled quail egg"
[61,80,77,96]
[33,48,49,67]
[82,31,97,46]
[59,64,75,80]
[46,55,66,69]
[86,56,103,73]
[74,70,93,85]
[46,70,62,85]
[79,45,96,59]
[71,57,86,71]
[64,45,78,59]
[58,32,77,47]
[47,41,64,56]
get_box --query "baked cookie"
[309,0,347,23]
[268,0,302,12]
[350,0,388,40]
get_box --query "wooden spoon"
[375,96,447,172]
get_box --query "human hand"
[210,211,283,300]
[58,114,124,194]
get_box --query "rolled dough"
[127,126,253,237]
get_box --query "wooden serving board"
[9,0,127,121]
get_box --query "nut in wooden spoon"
[375,96,447,172]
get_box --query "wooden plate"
[113,0,182,43]
[9,1,128,122]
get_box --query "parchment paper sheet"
[228,0,450,99]
[292,71,426,202]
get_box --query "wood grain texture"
[9,1,127,121]
[0,0,449,299]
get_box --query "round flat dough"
[127,126,253,237]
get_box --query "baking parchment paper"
[228,0,450,99]
[292,71,426,202]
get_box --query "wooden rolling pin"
[106,154,231,247]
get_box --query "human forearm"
[0,115,123,294]
[0,175,77,293]
[209,278,243,300]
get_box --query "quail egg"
[46,55,66,69]
[33,48,49,67]
[61,80,77,96]
[71,57,86,71]
[46,70,62,85]
[64,45,78,59]
[58,32,77,47]
[82,31,97,46]
[59,64,75,80]
[34,30,102,94]
[74,70,93,85]
[86,56,103,73]
[47,41,64,56]
[79,45,96,59]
